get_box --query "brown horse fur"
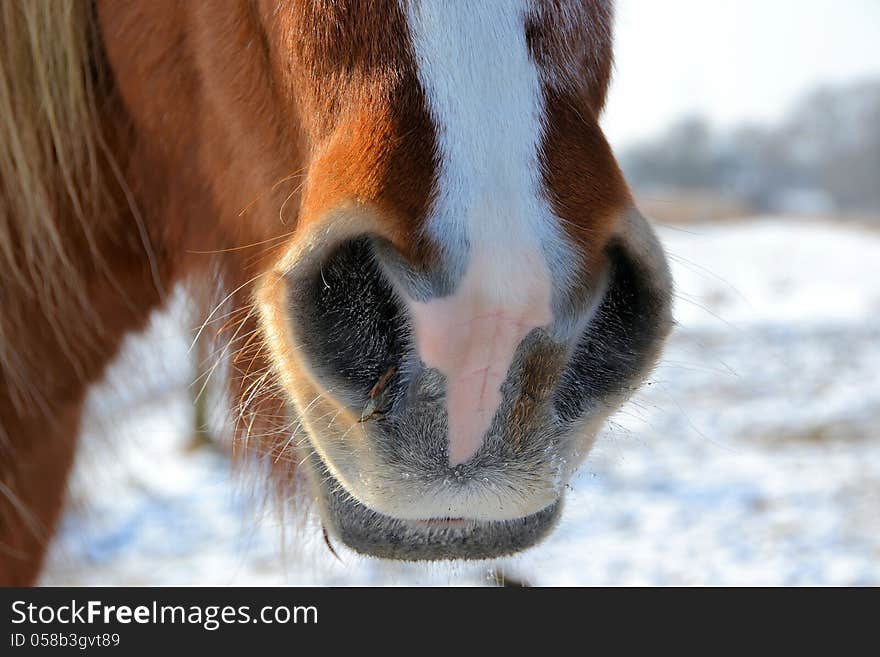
[0,1,658,584]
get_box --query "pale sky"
[602,0,880,149]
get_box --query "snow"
[41,218,880,585]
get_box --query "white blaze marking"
[405,1,562,465]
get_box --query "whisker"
[189,273,265,353]
[237,168,307,217]
[186,231,295,255]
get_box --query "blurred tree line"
[620,79,880,219]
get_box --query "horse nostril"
[554,239,673,424]
[287,236,411,408]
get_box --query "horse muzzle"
[257,207,672,560]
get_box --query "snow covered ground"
[41,218,880,586]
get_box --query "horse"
[0,0,672,585]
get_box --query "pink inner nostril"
[408,249,553,466]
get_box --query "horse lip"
[408,517,471,529]
[307,453,562,561]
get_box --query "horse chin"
[307,453,562,561]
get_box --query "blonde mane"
[0,1,115,397]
